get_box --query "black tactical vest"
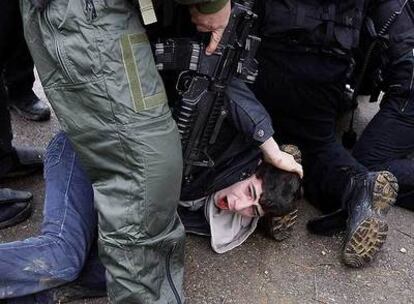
[258,0,369,55]
[368,0,414,60]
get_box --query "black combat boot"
[260,144,302,241]
[0,188,32,229]
[9,91,51,121]
[260,208,298,241]
[342,171,398,268]
[1,147,44,179]
[306,208,347,237]
[1,282,106,304]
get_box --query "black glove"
[30,0,52,10]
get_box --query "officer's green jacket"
[20,0,229,302]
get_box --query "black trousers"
[2,0,35,99]
[254,46,414,212]
[0,1,23,176]
[3,30,35,99]
[252,49,368,213]
[352,0,414,211]
[353,89,414,211]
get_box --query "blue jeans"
[0,132,105,300]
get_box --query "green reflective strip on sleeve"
[120,33,167,113]
[120,33,146,112]
[129,33,149,45]
[138,0,157,25]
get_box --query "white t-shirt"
[180,195,259,253]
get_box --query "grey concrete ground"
[0,80,413,304]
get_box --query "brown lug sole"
[372,171,399,215]
[343,171,399,268]
[269,209,298,242]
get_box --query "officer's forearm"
[260,137,281,162]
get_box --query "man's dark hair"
[256,162,302,216]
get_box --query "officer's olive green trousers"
[20,0,185,302]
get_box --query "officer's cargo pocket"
[120,33,167,113]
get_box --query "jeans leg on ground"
[0,132,97,298]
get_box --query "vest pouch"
[262,0,323,37]
[261,0,365,52]
[333,2,364,51]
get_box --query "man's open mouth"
[217,196,229,210]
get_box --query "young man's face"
[213,174,264,218]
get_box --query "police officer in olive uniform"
[252,0,400,268]
[19,0,230,302]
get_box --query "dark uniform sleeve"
[225,78,275,145]
[363,0,414,99]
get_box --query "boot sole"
[269,209,298,241]
[0,202,32,230]
[343,171,399,268]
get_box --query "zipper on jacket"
[401,98,409,112]
[45,7,75,83]
[85,0,97,22]
[166,243,183,304]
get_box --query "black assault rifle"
[155,0,260,184]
